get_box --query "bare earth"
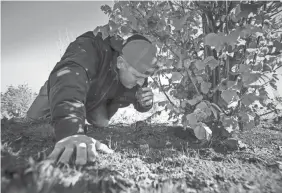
[1,119,282,193]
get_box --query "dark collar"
[104,35,124,55]
[78,31,123,54]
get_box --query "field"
[1,118,282,193]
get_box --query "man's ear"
[117,56,125,69]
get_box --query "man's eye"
[136,76,144,81]
[144,71,151,76]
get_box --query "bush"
[1,84,36,119]
[98,1,282,139]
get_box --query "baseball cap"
[122,34,158,74]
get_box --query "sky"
[1,1,282,99]
[1,1,113,93]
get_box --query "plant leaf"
[273,40,282,52]
[196,101,212,117]
[239,63,250,73]
[262,63,272,72]
[227,81,237,88]
[186,113,198,126]
[158,101,168,107]
[221,90,238,104]
[204,33,224,51]
[184,59,191,69]
[222,116,238,134]
[210,105,218,120]
[241,93,259,107]
[201,82,212,94]
[196,76,204,83]
[195,60,206,70]
[269,82,277,90]
[172,14,190,30]
[121,26,130,35]
[226,28,241,47]
[242,72,261,86]
[193,123,212,140]
[171,72,182,82]
[187,95,203,106]
[244,120,255,130]
[204,56,219,70]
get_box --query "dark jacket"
[47,31,152,141]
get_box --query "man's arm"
[48,63,90,141]
[48,36,100,142]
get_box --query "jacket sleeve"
[48,36,100,142]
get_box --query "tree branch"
[185,69,200,95]
[168,1,176,12]
[152,74,178,108]
[273,64,282,71]
[259,109,279,117]
[152,32,179,59]
[269,9,282,18]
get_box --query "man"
[27,31,158,165]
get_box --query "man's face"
[117,56,157,89]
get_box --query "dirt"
[1,119,282,193]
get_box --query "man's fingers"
[144,100,153,106]
[140,87,151,92]
[95,142,114,154]
[140,96,153,103]
[87,143,98,162]
[132,69,149,79]
[141,91,153,98]
[75,143,87,165]
[47,146,64,162]
[58,147,74,164]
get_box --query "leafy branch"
[152,74,178,108]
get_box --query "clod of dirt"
[170,126,198,141]
[224,138,248,151]
[224,138,239,151]
[243,181,257,190]
[238,140,248,150]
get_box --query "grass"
[1,118,282,193]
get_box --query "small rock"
[276,161,282,170]
[186,188,197,193]
[224,138,248,151]
[138,139,147,145]
[140,144,150,153]
[238,140,248,150]
[165,140,172,146]
[140,144,149,149]
[243,181,257,190]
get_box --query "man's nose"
[136,79,145,86]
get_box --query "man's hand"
[47,135,114,165]
[136,87,154,107]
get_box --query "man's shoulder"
[77,31,123,54]
[76,31,107,49]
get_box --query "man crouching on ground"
[26,31,158,165]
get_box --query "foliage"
[98,1,282,140]
[1,84,36,119]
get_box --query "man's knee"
[26,80,50,120]
[86,103,110,128]
[87,116,109,127]
[95,119,109,127]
